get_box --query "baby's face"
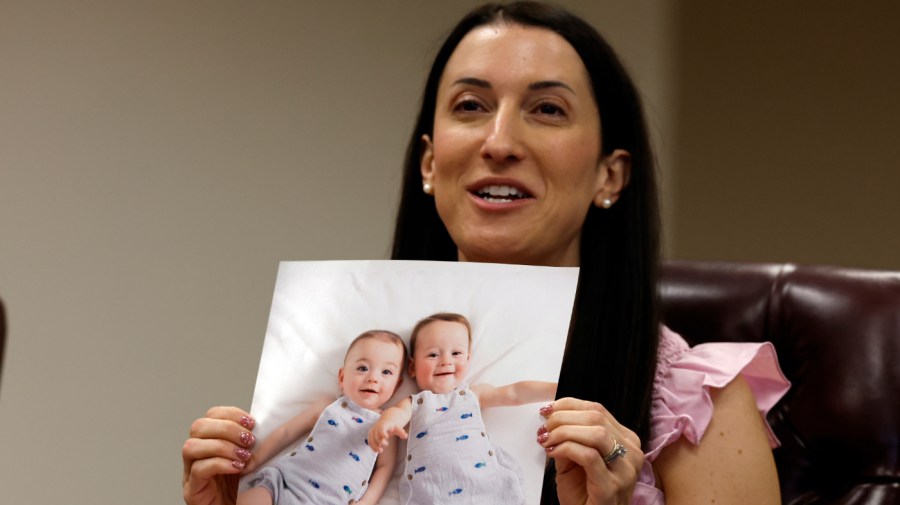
[339,338,404,410]
[410,320,470,394]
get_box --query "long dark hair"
[391,2,660,501]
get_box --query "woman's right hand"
[182,406,256,505]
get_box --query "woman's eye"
[536,102,565,116]
[454,99,483,113]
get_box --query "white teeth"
[478,185,526,200]
[484,185,514,196]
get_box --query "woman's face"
[421,23,629,267]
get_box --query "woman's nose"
[480,106,525,163]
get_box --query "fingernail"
[240,431,256,447]
[544,445,555,453]
[539,404,553,417]
[240,416,255,430]
[537,432,550,444]
[537,425,547,437]
[232,459,246,470]
[235,447,251,461]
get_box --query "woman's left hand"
[538,397,644,505]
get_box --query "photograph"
[239,260,578,504]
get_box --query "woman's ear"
[593,148,632,208]
[420,134,435,188]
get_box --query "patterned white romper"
[400,383,525,505]
[247,396,379,504]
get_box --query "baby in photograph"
[368,313,557,504]
[238,330,407,505]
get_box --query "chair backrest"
[659,260,900,504]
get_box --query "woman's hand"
[538,398,643,505]
[182,406,256,505]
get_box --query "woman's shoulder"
[646,326,790,461]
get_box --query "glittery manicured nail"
[537,432,550,444]
[539,404,553,417]
[235,447,251,461]
[537,425,548,437]
[232,459,246,470]
[240,431,256,447]
[240,416,255,430]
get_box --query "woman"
[182,3,788,504]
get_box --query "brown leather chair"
[659,260,900,504]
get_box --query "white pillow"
[244,260,578,504]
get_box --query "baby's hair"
[409,312,472,355]
[345,329,408,369]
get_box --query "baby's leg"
[236,486,274,505]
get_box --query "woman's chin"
[457,241,532,265]
[455,231,580,267]
[458,246,563,267]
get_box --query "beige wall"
[0,2,671,503]
[670,1,900,269]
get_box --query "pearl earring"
[423,182,433,195]
[601,198,613,209]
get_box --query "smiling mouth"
[474,184,532,204]
[360,388,379,394]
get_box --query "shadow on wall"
[670,1,900,269]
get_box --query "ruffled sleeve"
[631,327,790,504]
[646,326,791,461]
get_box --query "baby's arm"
[473,381,557,409]
[243,397,332,473]
[367,397,412,453]
[356,434,399,505]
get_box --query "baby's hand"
[368,417,407,453]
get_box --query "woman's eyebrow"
[528,80,574,93]
[452,77,491,88]
[451,77,574,94]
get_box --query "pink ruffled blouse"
[632,326,791,504]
